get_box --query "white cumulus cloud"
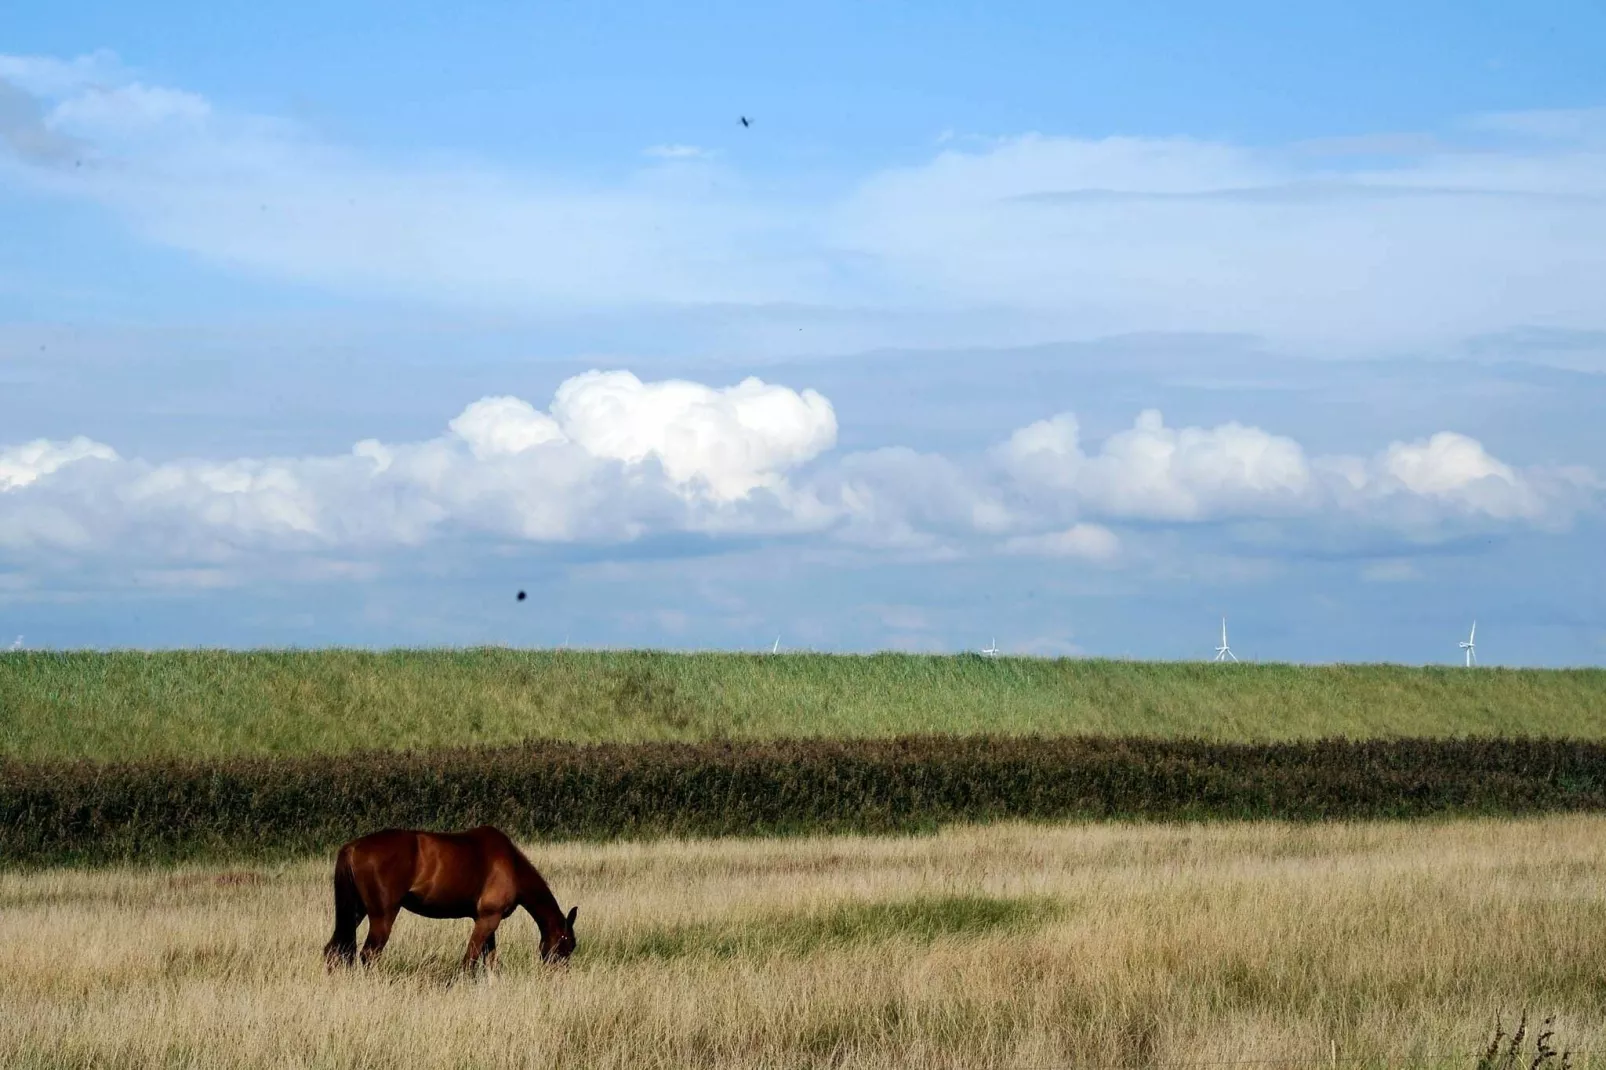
[549,371,837,501]
[1362,431,1548,521]
[0,437,118,491]
[0,371,838,558]
[1383,431,1517,495]
[999,409,1313,521]
[447,396,565,460]
[995,408,1598,542]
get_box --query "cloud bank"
[2,370,1595,573]
[994,411,1591,531]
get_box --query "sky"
[2,1,1605,663]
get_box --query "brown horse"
[323,825,578,971]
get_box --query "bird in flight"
[740,116,752,128]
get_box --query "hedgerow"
[4,735,1605,866]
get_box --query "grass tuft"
[598,894,1061,963]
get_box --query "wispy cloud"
[0,77,84,166]
[1003,523,1121,562]
[1360,559,1423,583]
[1,51,1605,353]
[1462,106,1606,143]
[643,144,713,160]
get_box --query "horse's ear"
[566,905,578,927]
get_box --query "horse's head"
[542,905,578,964]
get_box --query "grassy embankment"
[3,817,1603,1069]
[4,649,1604,761]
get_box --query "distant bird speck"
[740,116,752,128]
[516,590,527,601]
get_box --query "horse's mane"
[502,832,560,913]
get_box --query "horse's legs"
[462,913,502,972]
[359,909,398,966]
[323,869,367,969]
[481,929,498,972]
[324,917,364,969]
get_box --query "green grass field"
[3,648,1603,761]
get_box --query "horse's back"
[415,827,524,912]
[459,825,520,853]
[344,826,503,853]
[342,826,520,894]
[342,827,421,863]
[333,825,538,925]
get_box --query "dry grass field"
[5,817,1606,1069]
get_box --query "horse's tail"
[323,844,365,969]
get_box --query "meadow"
[4,649,1604,761]
[7,648,1606,1067]
[4,817,1605,1070]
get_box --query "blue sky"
[3,2,1605,663]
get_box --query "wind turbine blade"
[1470,621,1476,643]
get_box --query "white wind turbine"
[8,635,20,652]
[1459,621,1477,667]
[1213,617,1237,662]
[771,635,781,655]
[980,637,1000,658]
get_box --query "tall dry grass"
[5,648,1604,760]
[5,817,1606,1068]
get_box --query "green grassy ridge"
[9,735,1606,866]
[2,648,1604,761]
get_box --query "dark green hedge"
[5,735,1606,866]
